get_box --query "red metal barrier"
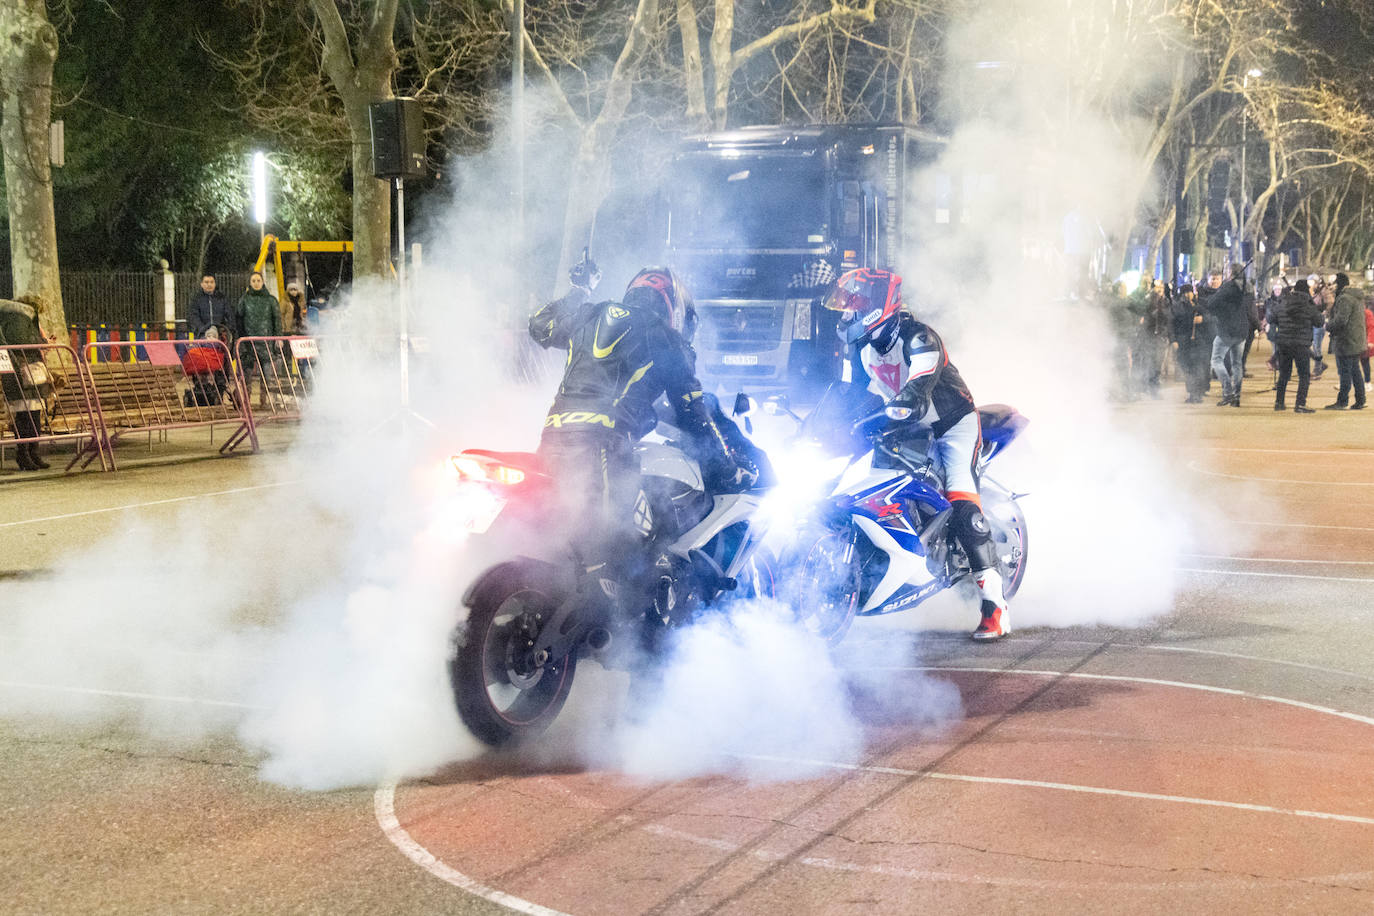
[70,339,257,470]
[1,343,111,473]
[234,335,317,425]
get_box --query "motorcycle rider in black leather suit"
[823,267,1010,640]
[529,259,758,620]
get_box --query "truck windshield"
[669,154,828,249]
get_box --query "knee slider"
[949,500,990,545]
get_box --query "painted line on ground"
[1186,461,1374,487]
[0,480,298,528]
[879,666,1374,730]
[1182,553,1374,566]
[1177,566,1374,584]
[374,783,572,916]
[1195,446,1374,456]
[1048,640,1374,685]
[1234,520,1374,532]
[382,666,1374,909]
[0,679,255,709]
[731,755,1374,827]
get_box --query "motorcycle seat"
[976,404,1018,431]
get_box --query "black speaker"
[369,98,426,180]
[1178,228,1195,251]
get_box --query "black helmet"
[625,267,696,340]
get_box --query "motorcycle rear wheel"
[450,568,577,747]
[984,494,1029,599]
[784,527,861,646]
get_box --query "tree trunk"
[0,0,63,338]
[307,0,399,280]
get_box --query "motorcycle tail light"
[449,455,527,487]
[450,456,487,481]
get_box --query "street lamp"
[1238,69,1262,269]
[252,151,268,242]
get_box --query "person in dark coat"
[236,271,283,407]
[1324,272,1368,410]
[187,275,231,339]
[1269,278,1323,412]
[0,299,54,470]
[1205,265,1251,406]
[1170,284,1208,403]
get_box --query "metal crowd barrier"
[0,343,111,472]
[66,339,257,471]
[233,335,318,425]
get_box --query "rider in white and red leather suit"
[823,267,1010,640]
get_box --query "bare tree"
[0,0,63,335]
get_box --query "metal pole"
[397,177,409,409]
[513,0,525,256]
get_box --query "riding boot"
[14,444,37,471]
[28,445,49,469]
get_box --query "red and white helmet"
[822,268,904,351]
[625,267,696,338]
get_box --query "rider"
[529,257,758,616]
[822,267,1010,640]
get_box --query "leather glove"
[569,255,601,293]
[885,392,928,422]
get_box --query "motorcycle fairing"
[853,515,938,612]
[670,493,767,580]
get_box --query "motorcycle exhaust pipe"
[586,627,612,651]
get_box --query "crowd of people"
[1107,267,1374,412]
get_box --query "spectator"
[1131,278,1170,397]
[1323,272,1368,410]
[1363,293,1373,392]
[1104,281,1137,401]
[0,299,54,470]
[1311,279,1331,380]
[1195,270,1223,393]
[1263,281,1286,371]
[283,282,316,393]
[1170,284,1208,403]
[1239,276,1262,378]
[236,271,283,408]
[187,274,231,340]
[1270,278,1323,413]
[1205,264,1250,407]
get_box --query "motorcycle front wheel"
[450,565,577,747]
[783,527,861,646]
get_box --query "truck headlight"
[792,298,811,340]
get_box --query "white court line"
[0,679,255,709]
[380,667,1374,909]
[0,480,297,528]
[1196,446,1374,456]
[732,755,1374,828]
[374,784,572,916]
[1182,553,1374,566]
[1049,640,1374,686]
[1177,567,1374,584]
[1235,520,1374,532]
[1186,461,1374,487]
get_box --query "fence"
[0,343,111,472]
[0,270,258,326]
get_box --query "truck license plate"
[721,354,759,366]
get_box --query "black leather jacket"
[530,288,738,484]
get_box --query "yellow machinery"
[252,235,353,304]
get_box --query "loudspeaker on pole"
[369,98,427,181]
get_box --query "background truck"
[664,123,943,397]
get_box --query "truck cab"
[665,124,939,397]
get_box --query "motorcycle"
[772,382,1029,644]
[446,399,776,747]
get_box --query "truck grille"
[699,304,785,353]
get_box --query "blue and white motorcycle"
[772,383,1029,644]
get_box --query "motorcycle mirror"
[733,392,752,416]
